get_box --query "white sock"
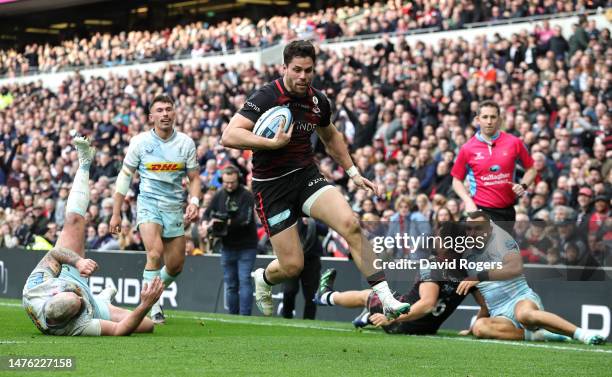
[524,329,542,341]
[573,328,587,342]
[371,281,393,305]
[66,167,90,217]
[320,291,336,306]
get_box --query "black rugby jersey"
[238,78,332,180]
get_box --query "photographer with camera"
[203,165,258,316]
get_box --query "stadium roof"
[0,0,112,16]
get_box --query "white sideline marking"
[2,302,610,353]
[173,314,612,354]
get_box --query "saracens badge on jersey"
[312,95,320,113]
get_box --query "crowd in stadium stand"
[0,12,610,266]
[0,0,607,77]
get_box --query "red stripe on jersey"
[275,79,284,95]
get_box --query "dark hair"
[222,165,240,176]
[283,40,316,65]
[149,94,175,112]
[478,100,500,116]
[466,210,491,222]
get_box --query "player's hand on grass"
[76,258,98,277]
[456,277,479,296]
[369,313,392,327]
[140,277,164,308]
[109,214,122,234]
[458,329,471,336]
[351,175,382,197]
[270,120,293,149]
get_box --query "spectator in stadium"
[281,218,327,320]
[451,100,536,233]
[203,165,258,316]
[387,195,431,259]
[0,15,609,272]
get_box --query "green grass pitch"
[1,298,610,376]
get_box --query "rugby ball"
[252,106,293,139]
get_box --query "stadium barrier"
[1,248,610,340]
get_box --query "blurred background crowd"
[0,1,610,267]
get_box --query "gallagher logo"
[145,162,185,172]
[489,165,501,172]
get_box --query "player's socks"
[160,266,179,287]
[261,269,274,286]
[573,328,605,345]
[143,268,162,283]
[524,329,570,342]
[66,134,94,217]
[143,269,165,322]
[316,291,336,306]
[66,167,90,217]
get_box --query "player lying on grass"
[315,223,478,334]
[456,211,605,345]
[22,134,164,336]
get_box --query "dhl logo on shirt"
[145,162,185,172]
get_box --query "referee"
[451,100,536,233]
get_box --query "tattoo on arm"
[35,247,82,277]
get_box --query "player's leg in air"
[22,134,160,336]
[67,134,158,333]
[308,188,410,318]
[254,187,410,319]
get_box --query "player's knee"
[516,310,537,327]
[283,262,303,278]
[340,215,361,238]
[146,249,163,265]
[472,318,490,338]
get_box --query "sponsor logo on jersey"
[145,162,185,172]
[295,121,317,132]
[245,101,261,113]
[312,96,318,105]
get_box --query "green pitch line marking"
[172,314,612,354]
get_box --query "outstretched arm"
[100,277,163,336]
[370,282,439,327]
